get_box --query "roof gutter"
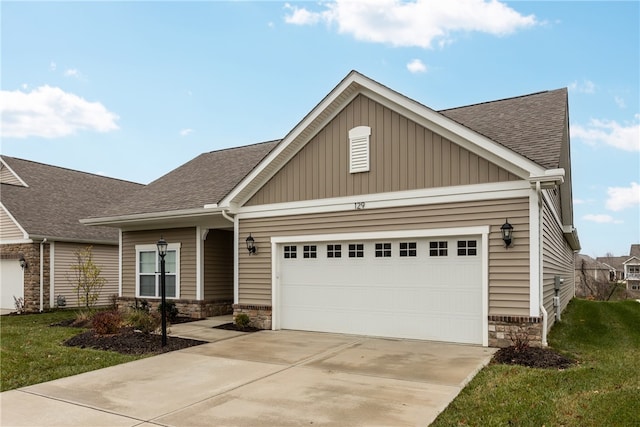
[80,206,223,227]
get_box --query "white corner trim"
[529,187,541,317]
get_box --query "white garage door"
[278,235,484,344]
[1,259,24,312]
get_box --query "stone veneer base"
[116,297,233,319]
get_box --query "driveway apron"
[1,328,495,426]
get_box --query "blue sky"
[1,1,638,257]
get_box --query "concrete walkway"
[1,317,496,426]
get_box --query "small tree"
[68,246,106,308]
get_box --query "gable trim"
[0,202,29,241]
[221,71,547,209]
[0,158,29,187]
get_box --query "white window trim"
[135,243,181,299]
[349,125,371,173]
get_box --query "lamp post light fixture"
[18,255,27,270]
[156,237,168,347]
[246,234,256,255]
[501,219,514,248]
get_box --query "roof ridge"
[202,139,282,156]
[0,155,143,186]
[438,88,567,112]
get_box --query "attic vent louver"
[349,126,371,173]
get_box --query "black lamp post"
[157,237,168,347]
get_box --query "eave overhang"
[81,206,225,229]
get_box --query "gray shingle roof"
[93,140,279,218]
[1,156,143,242]
[440,88,568,170]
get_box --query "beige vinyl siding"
[53,242,119,307]
[0,168,24,186]
[542,199,575,329]
[0,209,24,241]
[204,229,233,300]
[238,197,530,316]
[122,228,197,299]
[247,94,519,206]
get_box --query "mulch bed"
[64,327,207,355]
[493,346,576,369]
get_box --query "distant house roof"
[1,156,143,243]
[439,88,568,170]
[91,140,279,218]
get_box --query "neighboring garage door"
[278,235,484,344]
[1,258,23,312]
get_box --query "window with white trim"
[399,242,417,257]
[136,243,180,298]
[429,241,448,256]
[349,126,371,173]
[348,243,364,258]
[284,245,297,259]
[303,245,317,259]
[327,244,342,258]
[457,240,477,256]
[375,243,392,257]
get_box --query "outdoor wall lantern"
[19,255,27,269]
[501,219,514,248]
[246,234,256,255]
[156,237,168,347]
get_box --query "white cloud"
[571,115,640,152]
[180,128,194,137]
[606,182,640,212]
[568,79,595,94]
[582,214,622,224]
[64,68,81,78]
[407,59,427,73]
[0,85,119,138]
[284,0,536,49]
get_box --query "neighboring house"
[0,156,143,313]
[623,244,640,291]
[595,254,626,282]
[84,71,580,347]
[574,253,612,297]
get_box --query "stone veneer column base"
[116,297,233,319]
[233,304,272,329]
[488,315,543,348]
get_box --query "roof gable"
[0,156,143,243]
[0,157,28,187]
[223,71,566,208]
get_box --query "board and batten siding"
[542,197,575,329]
[204,229,234,300]
[52,242,119,307]
[0,208,24,241]
[121,228,197,299]
[246,94,519,206]
[238,197,531,316]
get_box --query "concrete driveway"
[1,325,495,426]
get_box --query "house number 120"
[354,202,366,210]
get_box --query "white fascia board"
[237,180,531,220]
[81,206,223,227]
[359,87,546,179]
[0,202,29,240]
[529,168,565,188]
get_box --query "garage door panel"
[279,236,483,344]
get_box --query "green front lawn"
[432,299,640,427]
[0,310,144,392]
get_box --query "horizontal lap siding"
[0,209,23,240]
[542,197,575,329]
[204,229,233,300]
[239,197,530,315]
[122,228,196,299]
[53,243,118,307]
[246,95,519,206]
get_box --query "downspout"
[39,238,47,312]
[536,182,548,346]
[221,209,239,305]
